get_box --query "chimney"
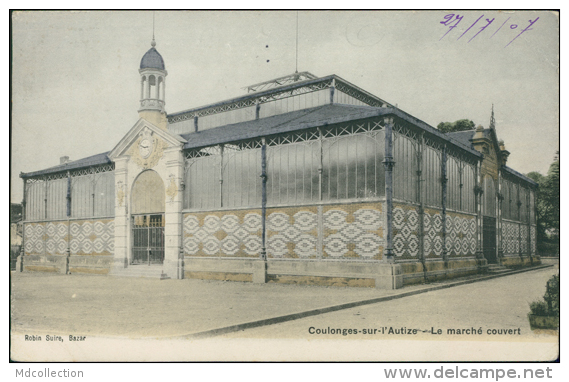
[499,140,510,166]
[471,125,489,155]
[60,156,70,164]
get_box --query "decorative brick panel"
[323,203,383,260]
[24,219,114,256]
[267,206,318,259]
[69,219,114,256]
[424,208,443,258]
[531,225,536,255]
[183,210,262,257]
[445,212,477,257]
[502,220,520,255]
[393,204,419,257]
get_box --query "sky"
[10,10,559,203]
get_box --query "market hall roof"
[181,103,483,158]
[20,152,112,179]
[21,103,484,179]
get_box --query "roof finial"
[295,11,299,74]
[489,103,496,130]
[151,11,156,47]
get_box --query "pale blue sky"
[11,10,559,202]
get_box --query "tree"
[437,119,475,133]
[526,152,560,256]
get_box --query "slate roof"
[503,166,538,186]
[140,47,165,70]
[21,152,112,178]
[182,104,483,158]
[181,104,382,149]
[21,104,485,178]
[445,130,476,149]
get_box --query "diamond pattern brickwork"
[531,225,536,255]
[69,219,114,256]
[393,204,419,257]
[423,208,443,258]
[267,207,318,259]
[24,219,114,256]
[445,212,477,257]
[323,203,383,259]
[44,222,69,255]
[24,222,46,256]
[502,220,520,255]
[520,224,529,255]
[183,210,262,257]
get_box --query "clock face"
[138,138,153,159]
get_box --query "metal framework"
[244,72,319,93]
[168,78,334,123]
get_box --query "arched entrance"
[131,170,165,264]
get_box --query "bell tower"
[138,37,168,130]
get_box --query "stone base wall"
[22,254,113,274]
[22,254,64,273]
[183,257,402,289]
[399,258,484,285]
[501,255,540,267]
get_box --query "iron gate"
[483,216,497,264]
[131,214,164,265]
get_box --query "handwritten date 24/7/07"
[439,13,539,47]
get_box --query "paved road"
[225,267,558,341]
[11,267,558,361]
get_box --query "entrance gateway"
[131,214,164,264]
[129,170,166,266]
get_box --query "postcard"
[10,10,559,364]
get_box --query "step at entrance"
[486,264,511,274]
[111,265,170,279]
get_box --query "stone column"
[112,156,130,271]
[164,147,184,279]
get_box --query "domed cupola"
[139,38,167,113]
[140,39,165,70]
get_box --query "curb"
[181,264,553,339]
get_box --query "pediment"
[108,118,187,161]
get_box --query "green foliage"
[529,300,549,316]
[526,152,560,256]
[528,274,559,317]
[543,274,559,316]
[437,119,475,133]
